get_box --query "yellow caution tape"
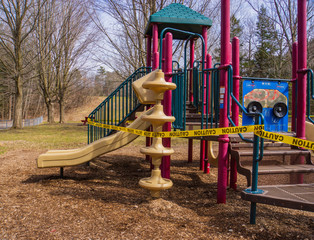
[87,118,314,151]
[87,118,263,138]
[255,130,314,151]
[88,118,314,151]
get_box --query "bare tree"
[0,0,43,128]
[91,0,222,78]
[52,0,95,123]
[33,0,57,123]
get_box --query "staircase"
[88,67,151,143]
[229,135,314,186]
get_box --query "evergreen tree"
[213,14,243,63]
[230,14,243,40]
[253,5,279,78]
[94,67,106,96]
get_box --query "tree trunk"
[46,99,55,123]
[13,76,23,128]
[9,94,13,120]
[59,99,65,123]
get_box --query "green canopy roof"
[145,3,212,40]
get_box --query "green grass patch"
[0,123,87,154]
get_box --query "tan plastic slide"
[37,108,152,168]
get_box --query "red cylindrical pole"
[152,24,159,70]
[200,26,208,171]
[291,42,298,132]
[161,32,173,179]
[230,37,240,190]
[146,36,152,68]
[145,35,152,162]
[295,0,307,183]
[204,53,212,174]
[217,0,230,204]
[147,24,159,162]
[296,0,307,140]
[188,39,195,163]
[189,39,195,102]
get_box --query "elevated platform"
[241,184,314,212]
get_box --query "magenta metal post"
[189,39,195,102]
[204,53,212,174]
[162,38,166,70]
[217,0,231,204]
[290,43,300,184]
[230,37,240,190]
[161,32,173,179]
[295,0,307,183]
[145,36,152,161]
[200,26,208,171]
[146,36,152,68]
[296,0,307,140]
[188,39,195,163]
[291,42,298,132]
[146,24,159,162]
[152,24,159,70]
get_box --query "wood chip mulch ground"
[0,141,313,239]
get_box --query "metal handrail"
[172,69,185,130]
[226,65,265,159]
[306,69,314,124]
[87,66,151,143]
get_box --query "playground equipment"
[135,69,176,197]
[38,0,314,223]
[37,107,152,168]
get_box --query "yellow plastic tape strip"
[88,119,314,150]
[87,118,263,138]
[255,130,314,151]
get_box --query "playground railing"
[226,64,265,179]
[171,62,221,131]
[88,66,151,143]
[172,68,185,130]
[306,68,314,124]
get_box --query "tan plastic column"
[139,70,176,198]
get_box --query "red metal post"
[161,32,173,179]
[291,42,298,132]
[162,38,166,70]
[200,26,208,171]
[230,37,240,190]
[204,53,212,174]
[290,43,300,184]
[145,36,152,161]
[188,39,195,163]
[146,36,152,68]
[189,39,195,102]
[295,0,307,183]
[152,24,159,70]
[147,24,159,162]
[217,0,231,204]
[296,0,307,140]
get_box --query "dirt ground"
[0,139,313,240]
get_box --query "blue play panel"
[242,80,289,132]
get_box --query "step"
[229,131,296,142]
[229,141,313,186]
[257,164,314,174]
[233,149,310,157]
[230,142,290,149]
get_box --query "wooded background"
[0,0,313,128]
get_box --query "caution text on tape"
[87,118,263,138]
[88,119,314,151]
[255,130,314,151]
